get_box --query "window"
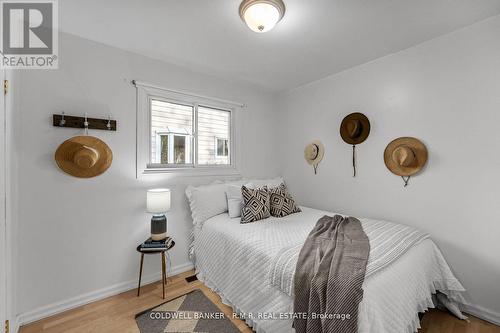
[136,83,238,174]
[136,82,240,175]
[150,99,231,167]
[197,106,231,165]
[216,138,229,157]
[151,99,194,165]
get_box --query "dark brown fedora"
[340,112,371,145]
[340,112,370,177]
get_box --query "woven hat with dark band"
[340,112,370,177]
[55,136,113,178]
[304,140,324,174]
[384,137,428,186]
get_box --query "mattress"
[193,207,465,333]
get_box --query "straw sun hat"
[384,137,427,185]
[304,140,324,174]
[55,136,113,178]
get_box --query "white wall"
[0,69,6,333]
[5,70,20,332]
[278,16,500,321]
[14,33,280,321]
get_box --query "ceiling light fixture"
[239,0,286,33]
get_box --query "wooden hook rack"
[53,114,117,131]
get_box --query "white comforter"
[193,207,465,333]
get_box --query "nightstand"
[136,239,175,299]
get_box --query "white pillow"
[226,182,256,218]
[250,176,284,188]
[185,183,229,225]
[226,185,243,218]
[185,179,245,225]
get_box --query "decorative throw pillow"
[269,183,301,217]
[241,186,270,224]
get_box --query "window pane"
[174,135,186,163]
[216,138,228,157]
[160,135,169,164]
[151,99,193,164]
[198,106,231,165]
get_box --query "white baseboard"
[16,262,194,328]
[461,302,500,326]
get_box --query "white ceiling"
[60,0,500,92]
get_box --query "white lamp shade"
[147,189,171,214]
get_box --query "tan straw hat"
[304,140,324,174]
[384,137,427,177]
[55,136,113,178]
[340,113,370,145]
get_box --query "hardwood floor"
[20,269,499,333]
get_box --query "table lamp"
[147,188,171,241]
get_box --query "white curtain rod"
[131,80,246,108]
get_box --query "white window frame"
[135,81,241,177]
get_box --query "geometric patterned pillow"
[269,183,301,218]
[240,186,270,224]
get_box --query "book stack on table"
[140,237,172,252]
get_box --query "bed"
[191,206,465,333]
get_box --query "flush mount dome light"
[239,0,286,33]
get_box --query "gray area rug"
[135,289,241,333]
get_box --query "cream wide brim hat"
[304,140,325,166]
[384,137,428,177]
[55,136,113,178]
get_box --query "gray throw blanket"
[293,215,370,333]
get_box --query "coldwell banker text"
[1,0,58,69]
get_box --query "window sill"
[140,166,241,178]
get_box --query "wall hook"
[59,111,66,126]
[52,114,117,131]
[84,113,89,135]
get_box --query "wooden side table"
[136,239,175,299]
